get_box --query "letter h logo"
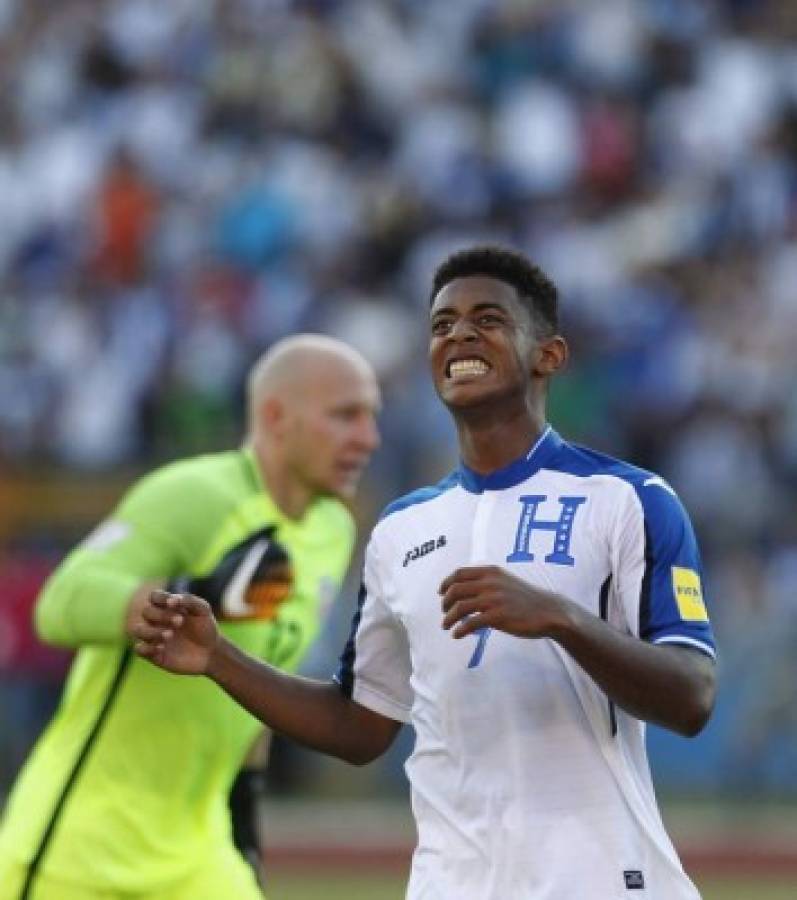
[506,495,587,567]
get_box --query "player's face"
[285,361,381,501]
[429,276,537,410]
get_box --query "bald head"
[246,335,380,513]
[247,334,375,426]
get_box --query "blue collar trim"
[457,426,563,493]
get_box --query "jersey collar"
[241,445,266,493]
[457,425,563,493]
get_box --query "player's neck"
[455,405,546,475]
[250,440,312,520]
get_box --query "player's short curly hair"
[430,245,559,335]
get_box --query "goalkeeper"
[0,334,381,900]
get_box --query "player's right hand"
[132,589,218,675]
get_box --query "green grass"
[698,880,797,900]
[266,871,797,899]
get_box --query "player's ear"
[260,395,288,435]
[533,335,568,377]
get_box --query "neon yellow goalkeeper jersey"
[0,449,355,893]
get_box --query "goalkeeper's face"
[283,360,381,501]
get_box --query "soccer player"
[0,334,381,900]
[132,246,717,899]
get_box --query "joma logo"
[403,535,447,567]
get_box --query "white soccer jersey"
[337,427,714,900]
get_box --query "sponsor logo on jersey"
[403,535,446,567]
[671,566,708,622]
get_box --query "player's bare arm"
[440,565,716,737]
[133,590,401,765]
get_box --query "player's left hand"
[132,591,219,674]
[439,565,570,640]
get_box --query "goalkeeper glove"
[168,526,293,621]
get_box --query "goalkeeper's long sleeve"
[35,558,145,647]
[34,464,202,648]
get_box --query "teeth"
[449,359,489,378]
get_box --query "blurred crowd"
[1,0,797,793]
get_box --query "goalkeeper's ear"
[257,394,287,436]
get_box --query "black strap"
[598,575,618,737]
[19,648,132,899]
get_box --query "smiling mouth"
[447,358,491,379]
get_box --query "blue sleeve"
[635,481,716,659]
